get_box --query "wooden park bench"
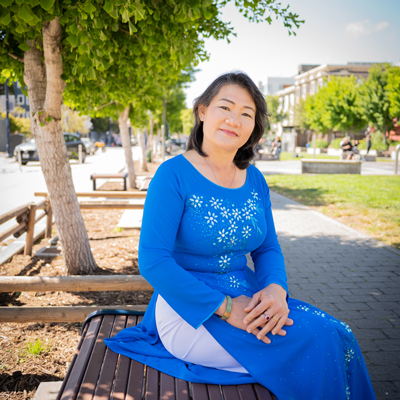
[57,309,276,400]
[91,173,129,191]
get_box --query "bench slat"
[76,315,115,400]
[221,385,240,400]
[253,383,274,400]
[145,367,159,400]
[237,384,258,400]
[93,315,127,400]
[207,385,222,400]
[111,316,139,399]
[58,316,102,400]
[160,372,176,400]
[175,379,190,400]
[192,383,209,400]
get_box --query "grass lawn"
[279,151,395,163]
[264,174,400,249]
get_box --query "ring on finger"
[264,314,271,322]
[272,316,279,323]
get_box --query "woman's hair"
[187,72,269,169]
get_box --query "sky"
[184,0,400,107]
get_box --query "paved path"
[270,190,400,400]
[256,159,398,175]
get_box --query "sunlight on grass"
[24,338,51,357]
[265,175,400,249]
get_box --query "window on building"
[17,95,24,105]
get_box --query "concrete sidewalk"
[270,190,400,400]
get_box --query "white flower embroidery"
[242,206,253,220]
[209,197,222,209]
[219,255,231,267]
[229,276,240,288]
[227,220,237,235]
[204,211,218,227]
[251,190,259,200]
[189,195,203,208]
[231,208,241,220]
[220,206,230,219]
[229,236,238,246]
[247,199,257,211]
[242,226,251,238]
[217,229,228,242]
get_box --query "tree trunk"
[24,19,98,275]
[118,106,136,188]
[137,128,148,172]
[154,128,161,156]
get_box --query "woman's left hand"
[243,284,293,341]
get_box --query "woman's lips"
[221,129,238,137]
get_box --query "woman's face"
[199,84,256,155]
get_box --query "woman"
[105,72,375,399]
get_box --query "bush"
[357,139,367,150]
[329,138,342,149]
[371,131,388,151]
[315,140,329,149]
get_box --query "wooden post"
[45,197,53,238]
[24,203,37,255]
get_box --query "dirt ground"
[0,161,159,400]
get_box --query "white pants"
[155,295,248,374]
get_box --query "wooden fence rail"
[0,199,52,258]
[0,275,153,292]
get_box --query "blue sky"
[184,0,400,107]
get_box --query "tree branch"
[8,53,24,63]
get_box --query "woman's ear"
[198,105,207,121]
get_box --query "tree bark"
[137,128,148,171]
[24,19,98,275]
[154,127,161,156]
[118,106,136,188]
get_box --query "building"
[275,63,375,151]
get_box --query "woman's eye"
[220,106,229,111]
[243,113,253,118]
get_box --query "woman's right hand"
[221,296,288,344]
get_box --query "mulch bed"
[0,162,160,400]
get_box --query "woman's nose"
[225,116,241,127]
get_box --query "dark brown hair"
[187,72,269,169]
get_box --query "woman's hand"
[243,284,293,342]
[216,295,285,344]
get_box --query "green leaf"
[103,0,113,13]
[0,0,13,7]
[83,1,96,14]
[109,8,118,19]
[128,21,137,34]
[18,42,30,51]
[15,23,28,33]
[134,57,143,65]
[18,4,33,22]
[78,43,89,53]
[100,31,108,41]
[121,8,129,23]
[87,66,96,80]
[67,34,78,46]
[69,23,79,34]
[0,13,11,25]
[45,117,53,122]
[39,122,45,127]
[40,0,55,11]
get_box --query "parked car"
[81,137,97,155]
[14,133,87,165]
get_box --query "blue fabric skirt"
[105,293,376,400]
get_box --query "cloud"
[346,20,390,37]
[375,21,390,32]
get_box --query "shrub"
[371,131,388,151]
[315,140,329,149]
[329,138,342,149]
[357,139,367,150]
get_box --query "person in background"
[341,137,354,160]
[366,134,372,154]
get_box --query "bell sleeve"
[138,162,226,330]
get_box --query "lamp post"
[5,80,11,157]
